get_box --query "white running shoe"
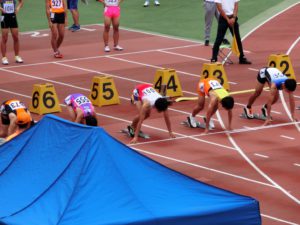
[143,1,149,7]
[2,57,9,65]
[154,0,160,6]
[15,55,23,63]
[187,115,197,128]
[243,107,254,119]
[203,117,215,129]
[114,45,123,51]
[104,46,110,52]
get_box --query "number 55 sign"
[29,83,62,115]
[89,76,120,107]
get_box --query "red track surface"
[1,4,300,225]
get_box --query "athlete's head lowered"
[221,96,234,110]
[154,97,170,112]
[284,79,297,92]
[85,115,98,126]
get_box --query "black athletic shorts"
[50,12,65,24]
[1,13,18,29]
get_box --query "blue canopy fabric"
[0,115,261,225]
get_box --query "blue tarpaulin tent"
[0,115,261,225]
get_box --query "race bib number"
[74,96,91,106]
[141,87,156,96]
[3,2,15,14]
[270,71,285,80]
[8,101,25,110]
[51,0,63,8]
[105,0,118,6]
[208,80,222,90]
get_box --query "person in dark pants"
[211,0,251,64]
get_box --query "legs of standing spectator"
[1,28,9,64]
[211,16,228,61]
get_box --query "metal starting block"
[120,129,150,139]
[181,120,214,130]
[240,113,267,121]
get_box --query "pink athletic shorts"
[104,6,120,18]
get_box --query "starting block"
[240,113,267,121]
[120,128,150,139]
[181,117,215,130]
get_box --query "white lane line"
[280,135,295,140]
[158,49,210,62]
[254,153,269,158]
[1,43,201,70]
[261,213,299,225]
[293,163,300,167]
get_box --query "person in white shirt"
[211,0,251,64]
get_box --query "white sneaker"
[104,46,110,52]
[2,57,9,65]
[143,1,149,7]
[187,115,197,128]
[114,45,123,51]
[203,117,215,129]
[154,0,160,6]
[15,55,23,63]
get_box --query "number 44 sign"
[29,83,62,115]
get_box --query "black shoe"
[261,104,268,118]
[211,58,217,63]
[222,39,230,45]
[204,40,209,46]
[239,57,252,64]
[127,125,135,137]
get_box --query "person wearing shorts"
[0,99,33,138]
[98,0,123,52]
[46,0,67,58]
[187,78,234,134]
[244,67,297,125]
[0,0,23,65]
[67,0,80,32]
[64,93,98,126]
[129,84,175,144]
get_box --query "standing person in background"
[98,0,123,52]
[45,0,67,58]
[143,0,159,7]
[211,0,251,64]
[203,0,229,46]
[0,0,23,65]
[67,0,80,32]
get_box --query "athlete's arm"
[163,110,175,138]
[264,87,277,125]
[227,109,233,131]
[8,113,17,136]
[74,108,84,124]
[288,92,297,121]
[45,0,51,26]
[16,0,24,14]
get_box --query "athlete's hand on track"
[169,132,176,139]
[130,137,138,144]
[263,118,272,126]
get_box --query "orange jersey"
[197,78,229,100]
[1,99,27,115]
[49,0,65,13]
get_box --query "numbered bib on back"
[105,0,119,6]
[208,80,222,90]
[8,101,25,110]
[74,96,91,106]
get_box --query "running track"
[0,3,300,225]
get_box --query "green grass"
[18,0,290,41]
